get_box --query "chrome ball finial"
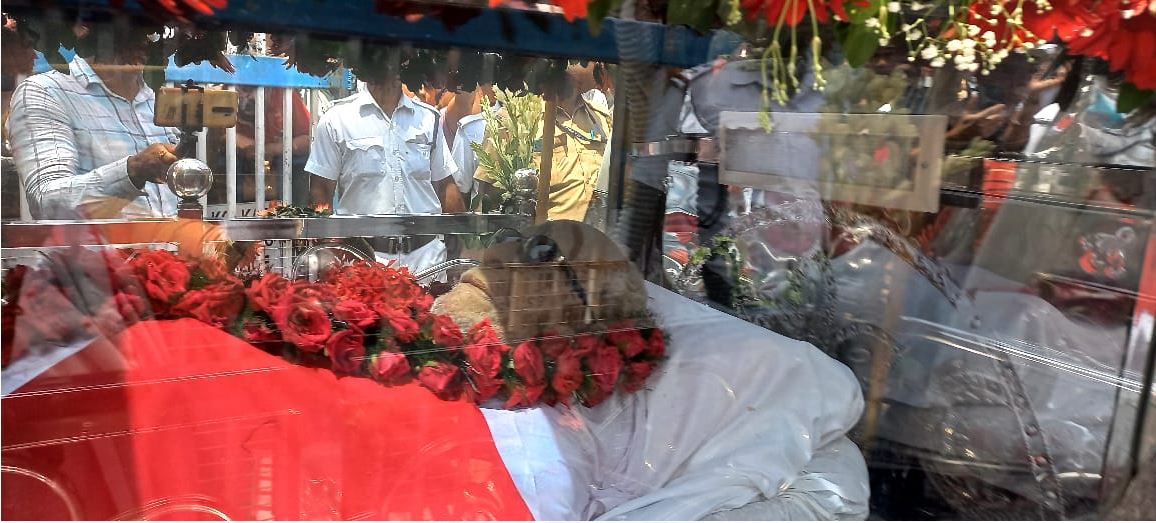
[166,158,214,200]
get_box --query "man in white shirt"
[440,86,491,201]
[8,25,181,220]
[306,60,465,276]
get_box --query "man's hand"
[127,143,178,188]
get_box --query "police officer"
[306,49,466,276]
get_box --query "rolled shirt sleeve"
[9,78,146,220]
[304,115,341,181]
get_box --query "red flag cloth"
[2,319,533,521]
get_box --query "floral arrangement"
[1,247,666,409]
[258,203,334,218]
[471,88,545,213]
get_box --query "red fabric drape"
[2,319,533,521]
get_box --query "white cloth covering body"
[482,282,869,520]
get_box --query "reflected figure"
[7,17,182,219]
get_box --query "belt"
[629,136,719,164]
[366,235,438,255]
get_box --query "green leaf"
[587,0,623,35]
[1118,82,1155,114]
[666,0,721,33]
[840,23,880,68]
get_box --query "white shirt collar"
[358,90,416,118]
[69,56,153,104]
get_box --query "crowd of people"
[0,17,615,276]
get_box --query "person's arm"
[303,116,341,209]
[431,121,466,213]
[9,78,174,219]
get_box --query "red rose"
[465,370,503,403]
[333,300,378,332]
[277,300,331,353]
[586,343,622,395]
[512,340,546,386]
[430,314,464,348]
[464,340,503,378]
[571,334,600,357]
[418,361,463,400]
[539,331,571,359]
[504,382,546,409]
[410,293,434,314]
[327,329,366,374]
[579,382,611,408]
[621,360,656,393]
[370,350,412,383]
[247,273,289,314]
[377,306,421,343]
[467,319,505,347]
[131,250,190,307]
[645,331,666,359]
[607,323,647,358]
[551,348,584,401]
[171,282,244,329]
[243,322,281,344]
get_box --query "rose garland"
[1,248,666,409]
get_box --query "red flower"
[1020,0,1156,89]
[579,381,611,408]
[607,324,647,359]
[645,331,666,359]
[377,306,421,343]
[430,314,464,348]
[171,282,244,329]
[742,0,854,27]
[418,361,463,400]
[539,331,571,359]
[467,319,508,351]
[621,360,657,393]
[370,350,412,383]
[571,334,600,357]
[277,300,331,353]
[465,370,503,403]
[247,273,289,314]
[333,300,378,332]
[586,343,622,395]
[504,382,546,409]
[327,329,366,374]
[243,322,281,344]
[551,348,584,401]
[130,250,190,307]
[512,340,546,386]
[464,339,503,378]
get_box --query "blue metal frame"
[33,50,332,88]
[27,0,722,68]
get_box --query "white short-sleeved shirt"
[305,91,458,215]
[443,109,485,196]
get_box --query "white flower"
[920,44,939,59]
[930,57,946,67]
[907,29,923,41]
[865,17,881,27]
[946,39,964,51]
[982,30,996,43]
[962,38,977,49]
[967,25,982,37]
[911,1,925,9]
[961,45,976,56]
[879,37,891,45]
[967,62,980,72]
[1023,40,1036,49]
[888,1,901,12]
[908,56,916,62]
[989,4,1001,15]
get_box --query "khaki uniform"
[476,96,611,222]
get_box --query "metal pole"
[282,88,294,205]
[536,96,557,224]
[226,122,238,219]
[197,126,208,209]
[254,86,266,210]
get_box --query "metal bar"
[0,215,531,248]
[197,126,209,209]
[254,86,266,210]
[225,119,238,219]
[282,88,293,206]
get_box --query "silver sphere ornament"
[166,158,214,200]
[513,168,539,194]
